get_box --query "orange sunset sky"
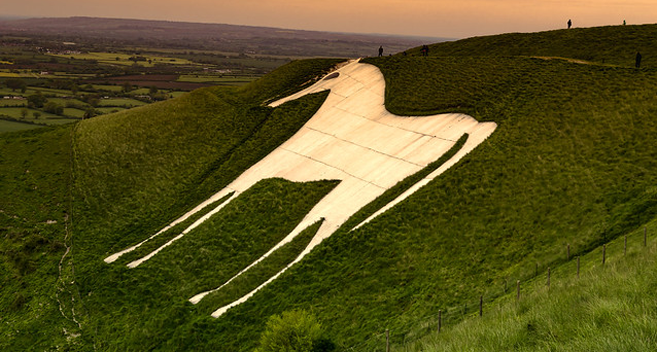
[2,0,656,38]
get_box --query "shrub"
[255,309,334,352]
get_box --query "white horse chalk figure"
[104,60,497,317]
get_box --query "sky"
[2,0,656,39]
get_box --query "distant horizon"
[0,15,451,41]
[1,0,656,39]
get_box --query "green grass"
[0,119,42,133]
[94,107,126,114]
[0,107,59,120]
[62,108,86,118]
[96,98,147,107]
[90,84,125,92]
[178,75,259,86]
[400,220,657,351]
[196,219,325,313]
[0,99,27,107]
[415,24,657,68]
[0,58,340,350]
[4,25,657,351]
[48,52,196,67]
[0,125,75,351]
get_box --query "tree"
[83,108,97,119]
[122,82,133,93]
[5,78,26,92]
[32,112,41,119]
[27,92,47,108]
[44,102,64,115]
[255,310,334,352]
[20,108,28,120]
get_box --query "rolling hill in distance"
[2,20,657,351]
[0,16,446,58]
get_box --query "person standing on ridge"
[378,46,383,57]
[636,52,642,68]
[567,19,572,29]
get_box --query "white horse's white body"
[104,60,497,318]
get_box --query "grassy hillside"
[0,125,74,349]
[403,219,657,351]
[413,24,657,68]
[1,58,342,350]
[3,24,657,351]
[207,26,657,349]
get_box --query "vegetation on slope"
[0,125,75,350]
[412,24,657,68]
[0,58,342,350]
[3,24,657,352]
[404,220,657,351]
[203,29,657,350]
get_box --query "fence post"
[516,280,520,301]
[624,235,627,255]
[386,329,390,352]
[577,256,580,279]
[602,244,606,265]
[437,310,442,333]
[547,267,551,289]
[567,244,570,261]
[479,295,483,317]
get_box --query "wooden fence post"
[547,267,551,289]
[479,295,483,317]
[602,244,606,265]
[386,329,390,352]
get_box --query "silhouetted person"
[378,46,383,57]
[421,45,429,57]
[567,19,572,29]
[403,51,407,57]
[623,20,626,25]
[636,52,642,68]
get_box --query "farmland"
[0,18,432,133]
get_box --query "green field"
[0,107,58,119]
[90,84,125,92]
[3,24,657,351]
[48,52,197,67]
[178,74,259,85]
[62,107,86,118]
[0,99,27,107]
[0,119,42,133]
[96,98,147,107]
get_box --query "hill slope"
[2,24,657,351]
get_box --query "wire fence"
[346,225,654,351]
